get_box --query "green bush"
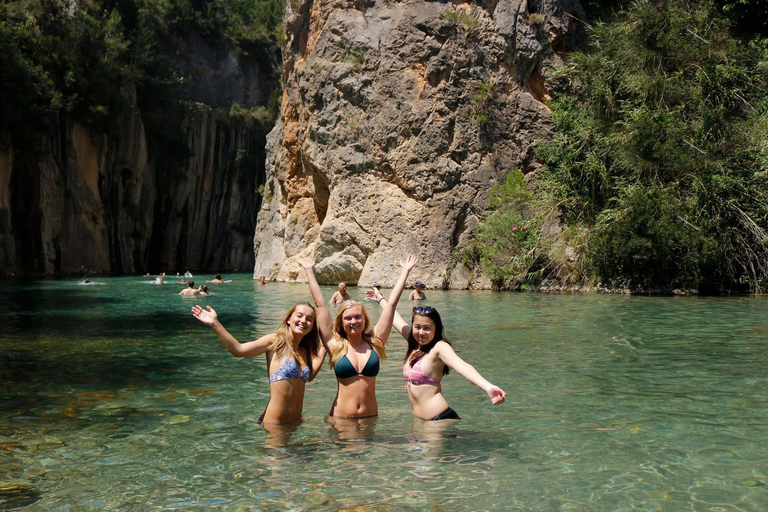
[466,0,768,293]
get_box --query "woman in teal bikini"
[191,302,325,424]
[297,255,418,418]
[369,296,506,421]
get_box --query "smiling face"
[412,315,436,346]
[287,304,315,337]
[341,304,365,336]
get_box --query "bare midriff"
[262,380,306,423]
[407,382,449,420]
[329,376,377,418]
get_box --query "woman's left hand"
[400,254,418,271]
[486,385,506,405]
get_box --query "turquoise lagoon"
[0,275,767,510]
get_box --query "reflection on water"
[1,276,767,510]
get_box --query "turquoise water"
[1,275,767,510]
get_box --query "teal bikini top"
[334,345,380,379]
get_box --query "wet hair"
[405,308,450,376]
[215,274,222,280]
[329,300,386,368]
[271,302,320,366]
[199,285,208,292]
[188,280,195,287]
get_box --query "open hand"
[365,288,385,303]
[400,254,418,271]
[487,385,506,405]
[191,305,218,326]
[296,257,315,270]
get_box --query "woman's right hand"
[192,305,218,326]
[365,288,384,303]
[296,257,315,270]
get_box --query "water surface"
[1,275,767,510]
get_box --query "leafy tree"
[465,0,768,293]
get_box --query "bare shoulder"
[434,340,455,354]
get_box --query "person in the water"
[369,296,506,421]
[409,281,426,300]
[191,302,325,424]
[197,284,211,295]
[210,274,225,284]
[297,255,418,419]
[329,282,351,305]
[179,280,199,296]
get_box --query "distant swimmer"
[198,284,211,295]
[179,281,199,296]
[155,276,166,285]
[409,281,427,300]
[258,276,268,286]
[329,282,351,305]
[209,274,225,284]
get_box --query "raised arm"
[191,305,275,357]
[372,255,417,342]
[367,287,412,340]
[296,258,334,347]
[434,342,506,405]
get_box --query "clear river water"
[0,274,767,510]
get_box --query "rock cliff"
[253,0,587,288]
[0,34,275,276]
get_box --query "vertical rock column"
[253,0,586,288]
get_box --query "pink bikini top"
[403,357,440,386]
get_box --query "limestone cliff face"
[0,101,266,275]
[253,0,587,288]
[0,31,275,276]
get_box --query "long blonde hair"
[270,302,320,365]
[328,300,386,367]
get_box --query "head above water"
[338,282,347,292]
[274,302,320,362]
[187,280,195,288]
[333,300,372,340]
[215,274,222,280]
[407,306,449,374]
[410,306,444,345]
[414,281,424,289]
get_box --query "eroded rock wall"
[0,99,266,275]
[0,31,275,276]
[253,0,587,288]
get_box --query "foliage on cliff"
[466,0,768,293]
[0,0,283,141]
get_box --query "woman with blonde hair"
[297,255,418,418]
[191,302,326,424]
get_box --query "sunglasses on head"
[413,306,436,315]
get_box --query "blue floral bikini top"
[268,358,310,383]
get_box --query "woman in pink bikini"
[368,295,506,420]
[191,302,325,424]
